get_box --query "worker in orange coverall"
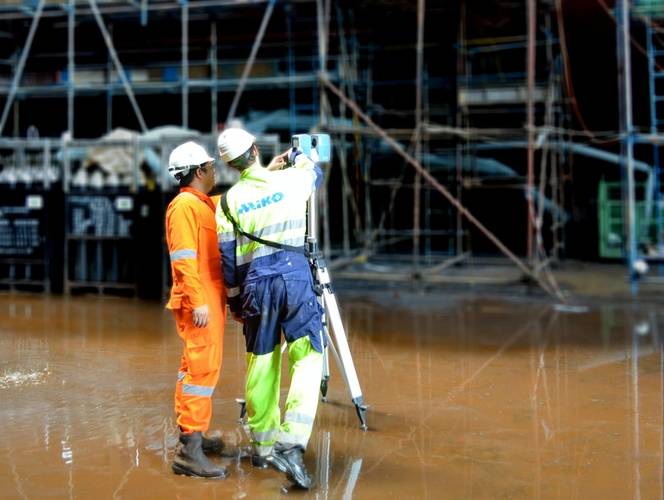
[165,141,228,479]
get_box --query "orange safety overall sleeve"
[166,197,206,310]
[166,188,225,433]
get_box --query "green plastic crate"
[598,179,660,259]
[635,0,664,16]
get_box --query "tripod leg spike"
[320,375,330,401]
[320,335,330,401]
[352,396,368,431]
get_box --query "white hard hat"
[217,128,256,164]
[168,141,214,181]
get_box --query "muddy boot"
[201,434,225,455]
[172,432,229,479]
[267,444,313,489]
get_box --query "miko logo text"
[237,192,285,214]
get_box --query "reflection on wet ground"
[0,293,662,498]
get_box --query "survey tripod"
[236,134,368,431]
[307,192,367,429]
[298,135,368,431]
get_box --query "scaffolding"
[10,1,661,300]
[606,0,664,290]
[0,0,575,299]
[316,1,568,299]
[0,0,333,138]
[0,0,321,295]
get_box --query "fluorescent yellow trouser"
[245,336,323,457]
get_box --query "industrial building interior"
[1,0,663,498]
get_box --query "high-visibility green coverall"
[216,152,325,456]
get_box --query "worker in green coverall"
[215,128,325,490]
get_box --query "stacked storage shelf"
[0,134,281,298]
[0,190,53,292]
[64,191,138,295]
[0,142,63,292]
[62,138,163,297]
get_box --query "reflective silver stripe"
[255,219,306,238]
[182,384,214,397]
[218,231,236,243]
[236,237,305,265]
[284,411,314,426]
[177,371,186,382]
[170,249,197,261]
[227,286,240,298]
[254,444,274,457]
[237,222,305,248]
[222,220,304,247]
[236,245,279,265]
[277,432,308,448]
[251,429,278,443]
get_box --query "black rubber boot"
[251,454,269,469]
[267,444,314,489]
[201,434,225,455]
[172,432,229,479]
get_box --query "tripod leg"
[322,288,368,430]
[320,330,330,401]
[316,431,331,494]
[235,398,247,422]
[315,281,331,400]
[306,186,366,429]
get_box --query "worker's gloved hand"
[288,146,318,165]
[288,148,302,165]
[192,304,209,328]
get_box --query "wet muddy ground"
[0,292,662,498]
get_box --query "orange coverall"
[166,187,226,433]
